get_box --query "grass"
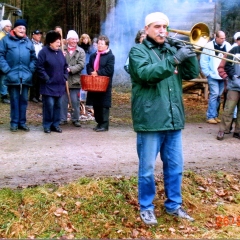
[0,172,239,238]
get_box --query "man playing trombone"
[128,12,199,225]
[200,31,231,124]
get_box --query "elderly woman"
[37,30,68,133]
[60,30,85,127]
[87,35,115,132]
[0,19,37,132]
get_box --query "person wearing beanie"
[37,30,69,133]
[216,31,240,140]
[13,19,27,29]
[0,20,12,38]
[128,12,199,225]
[0,18,37,132]
[0,20,12,104]
[60,30,85,127]
[232,32,240,48]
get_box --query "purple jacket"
[37,46,68,97]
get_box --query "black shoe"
[1,95,10,104]
[51,126,62,133]
[2,98,10,104]
[233,132,240,139]
[10,126,18,132]
[38,98,42,102]
[44,128,51,133]
[217,131,224,140]
[31,97,38,103]
[18,125,30,132]
[73,120,81,127]
[93,125,99,131]
[60,120,68,125]
[95,127,108,132]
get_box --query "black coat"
[86,49,115,107]
[37,46,68,97]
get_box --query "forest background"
[3,0,239,41]
[1,0,240,85]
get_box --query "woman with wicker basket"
[86,35,115,132]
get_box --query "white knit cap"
[66,30,79,40]
[0,20,12,29]
[145,12,169,26]
[234,32,240,40]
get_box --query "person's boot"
[1,95,10,104]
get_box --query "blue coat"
[0,31,37,86]
[37,46,68,97]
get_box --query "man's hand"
[174,45,196,64]
[167,38,185,49]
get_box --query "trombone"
[163,22,240,64]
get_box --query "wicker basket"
[80,75,109,92]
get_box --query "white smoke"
[101,0,218,85]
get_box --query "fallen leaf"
[197,186,206,191]
[54,208,68,217]
[75,201,81,207]
[231,185,239,191]
[131,229,139,238]
[169,227,176,233]
[225,196,234,202]
[215,188,227,196]
[55,192,62,197]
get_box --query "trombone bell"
[168,22,210,49]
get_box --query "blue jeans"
[0,75,8,96]
[42,95,61,129]
[137,130,183,212]
[8,85,29,127]
[207,76,224,119]
[60,89,80,122]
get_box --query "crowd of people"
[0,13,239,226]
[0,19,114,133]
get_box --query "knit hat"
[14,19,27,28]
[145,12,169,26]
[0,20,12,30]
[45,30,61,45]
[234,32,240,41]
[66,30,79,40]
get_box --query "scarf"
[94,49,108,71]
[213,40,226,56]
[68,46,76,55]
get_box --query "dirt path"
[0,122,239,188]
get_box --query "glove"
[167,38,185,49]
[174,45,196,64]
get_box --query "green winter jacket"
[129,38,199,132]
